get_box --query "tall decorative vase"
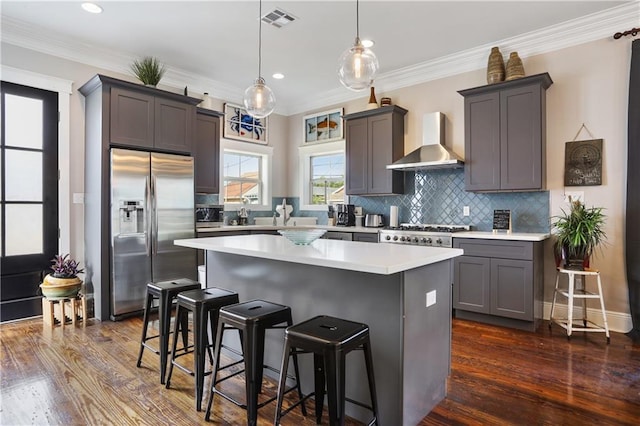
[366,87,379,110]
[486,47,505,84]
[505,52,525,81]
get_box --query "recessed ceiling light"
[81,2,103,14]
[361,39,375,48]
[272,73,285,80]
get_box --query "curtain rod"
[613,27,639,39]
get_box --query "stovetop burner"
[379,223,471,247]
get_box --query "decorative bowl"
[278,229,327,245]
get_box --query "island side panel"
[206,251,404,424]
[402,260,453,425]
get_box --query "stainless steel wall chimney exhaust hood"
[386,112,464,171]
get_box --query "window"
[223,152,262,204]
[299,140,345,210]
[310,153,345,205]
[220,138,272,210]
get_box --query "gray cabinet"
[323,231,353,241]
[109,83,197,154]
[353,232,379,243]
[195,109,222,194]
[453,238,543,331]
[458,73,553,192]
[345,106,407,195]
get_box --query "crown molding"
[2,2,638,116]
[286,2,639,115]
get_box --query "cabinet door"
[500,84,543,190]
[464,92,500,191]
[453,256,491,314]
[490,258,533,320]
[345,117,368,195]
[353,232,378,243]
[194,113,220,194]
[154,98,194,153]
[110,87,154,148]
[368,113,394,194]
[323,232,353,241]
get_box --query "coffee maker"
[336,204,356,226]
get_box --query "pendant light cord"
[258,0,263,79]
[356,0,360,41]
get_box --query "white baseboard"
[543,302,632,334]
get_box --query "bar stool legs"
[274,315,379,426]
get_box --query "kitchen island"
[175,235,463,425]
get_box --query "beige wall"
[288,37,631,320]
[2,35,633,322]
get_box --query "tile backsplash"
[196,169,549,232]
[350,169,550,232]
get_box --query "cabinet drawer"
[453,238,533,260]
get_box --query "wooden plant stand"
[42,293,87,327]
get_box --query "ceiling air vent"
[261,8,297,28]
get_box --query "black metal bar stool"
[165,287,239,411]
[274,315,379,426]
[204,299,306,425]
[136,278,201,384]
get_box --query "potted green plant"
[552,199,606,270]
[130,56,166,86]
[40,254,84,298]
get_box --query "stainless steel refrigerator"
[110,148,196,319]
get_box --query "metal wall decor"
[223,103,268,144]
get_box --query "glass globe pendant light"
[243,0,275,118]
[337,0,379,91]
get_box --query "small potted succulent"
[130,56,166,87]
[40,254,84,298]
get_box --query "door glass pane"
[5,204,43,256]
[5,149,43,201]
[4,94,43,149]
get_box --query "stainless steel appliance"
[336,204,356,226]
[379,223,470,247]
[365,214,384,227]
[110,148,196,319]
[196,204,224,228]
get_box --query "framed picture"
[564,139,603,186]
[303,108,343,144]
[223,103,268,144]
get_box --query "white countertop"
[196,224,381,234]
[453,231,550,241]
[176,234,463,275]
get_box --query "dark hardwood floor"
[1,314,639,425]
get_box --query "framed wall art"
[303,108,343,144]
[564,138,603,186]
[223,103,268,144]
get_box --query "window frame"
[299,140,346,211]
[220,138,273,211]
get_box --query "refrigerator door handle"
[152,175,158,256]
[145,175,151,255]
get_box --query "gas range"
[379,223,470,248]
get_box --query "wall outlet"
[463,206,470,216]
[564,191,584,203]
[426,290,436,307]
[73,193,85,204]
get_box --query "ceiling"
[1,1,635,115]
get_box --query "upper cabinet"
[194,109,222,194]
[81,74,201,154]
[345,105,407,195]
[458,73,553,192]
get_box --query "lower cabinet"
[353,232,379,243]
[323,231,353,241]
[453,238,543,331]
